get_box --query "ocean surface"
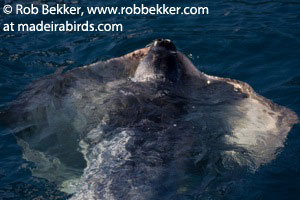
[0,0,300,199]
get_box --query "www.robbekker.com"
[2,4,209,32]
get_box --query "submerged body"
[1,39,298,199]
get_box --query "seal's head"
[133,39,180,83]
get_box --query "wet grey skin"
[0,39,298,200]
[134,39,180,83]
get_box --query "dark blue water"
[0,0,300,199]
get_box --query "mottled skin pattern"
[0,39,298,200]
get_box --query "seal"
[1,39,298,199]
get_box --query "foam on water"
[1,1,300,198]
